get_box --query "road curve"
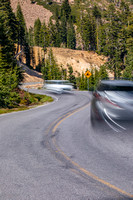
[0,89,133,200]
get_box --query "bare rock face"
[21,46,107,76]
[10,0,52,29]
[46,47,107,75]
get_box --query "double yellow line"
[48,103,133,198]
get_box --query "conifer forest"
[0,0,133,107]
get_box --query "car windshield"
[45,80,71,85]
[98,84,133,92]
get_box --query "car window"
[98,83,133,92]
[45,80,70,85]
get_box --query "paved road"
[0,89,133,200]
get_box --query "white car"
[44,80,73,94]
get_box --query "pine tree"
[123,65,133,80]
[16,3,26,50]
[80,13,96,50]
[24,41,31,66]
[61,67,67,80]
[39,21,49,68]
[84,76,88,90]
[28,27,34,46]
[0,0,23,108]
[40,21,49,48]
[16,3,30,66]
[34,18,41,46]
[55,7,61,47]
[0,68,20,108]
[126,42,133,71]
[94,68,100,89]
[98,24,108,55]
[107,4,117,22]
[92,5,101,52]
[61,0,71,20]
[60,16,67,47]
[123,34,133,80]
[79,72,85,90]
[0,46,8,69]
[48,68,52,80]
[125,15,133,72]
[48,18,56,47]
[0,0,18,43]
[68,65,77,88]
[0,0,18,66]
[0,48,21,107]
[67,21,76,49]
[42,60,49,80]
[55,17,61,47]
[76,72,81,90]
[42,49,62,80]
[120,1,130,26]
[103,5,122,78]
[99,65,109,80]
[89,69,95,91]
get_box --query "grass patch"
[0,90,53,114]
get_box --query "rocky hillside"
[10,0,52,29]
[46,47,107,75]
[21,47,108,86]
[10,0,132,30]
[21,46,107,75]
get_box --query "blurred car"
[44,80,73,94]
[91,80,133,131]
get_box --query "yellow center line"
[52,104,90,133]
[51,103,133,198]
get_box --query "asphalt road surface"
[0,89,133,200]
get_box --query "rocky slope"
[22,46,107,75]
[46,47,107,75]
[10,0,52,29]
[20,62,44,88]
[20,46,108,85]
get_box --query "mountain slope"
[10,0,52,29]
[10,0,132,30]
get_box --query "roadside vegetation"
[0,0,53,112]
[0,89,53,114]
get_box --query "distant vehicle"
[44,80,73,94]
[91,80,133,131]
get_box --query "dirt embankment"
[28,46,107,75]
[20,47,108,86]
[48,47,107,75]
